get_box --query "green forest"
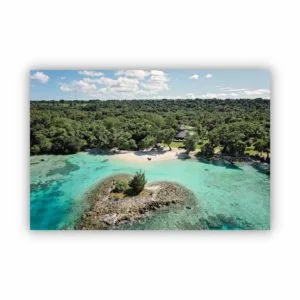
[30,99,270,160]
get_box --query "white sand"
[112,148,188,163]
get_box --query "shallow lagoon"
[30,153,270,230]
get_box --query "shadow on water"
[31,180,55,192]
[196,156,243,171]
[251,162,270,176]
[30,180,68,229]
[121,210,255,230]
[198,213,254,230]
[46,160,80,177]
[176,152,191,160]
[31,179,64,194]
[178,213,254,230]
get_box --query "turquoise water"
[30,153,270,230]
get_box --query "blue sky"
[30,69,270,100]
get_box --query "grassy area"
[169,141,184,148]
[164,141,203,150]
[245,146,268,158]
[214,146,223,154]
[164,142,269,158]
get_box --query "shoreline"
[97,148,270,166]
[30,148,270,166]
[111,148,190,163]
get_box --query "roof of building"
[175,130,187,139]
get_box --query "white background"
[0,0,299,299]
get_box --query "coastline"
[93,147,270,168]
[110,147,191,163]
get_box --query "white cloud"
[204,73,213,79]
[219,87,247,92]
[59,69,170,99]
[226,88,247,92]
[59,85,73,92]
[78,70,104,77]
[199,88,270,99]
[142,70,169,93]
[200,92,227,99]
[76,80,97,92]
[30,71,49,84]
[115,70,149,80]
[59,80,97,93]
[216,86,270,98]
[244,89,270,96]
[186,93,195,99]
[150,70,165,76]
[199,92,241,99]
[190,74,199,80]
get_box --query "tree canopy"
[129,171,147,195]
[30,99,270,157]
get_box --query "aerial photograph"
[30,69,270,230]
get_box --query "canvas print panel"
[30,69,270,230]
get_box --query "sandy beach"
[112,148,188,163]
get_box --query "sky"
[30,69,271,100]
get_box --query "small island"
[75,171,196,230]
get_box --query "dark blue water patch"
[30,180,68,230]
[251,162,270,176]
[30,179,57,192]
[196,157,243,171]
[46,160,80,177]
[198,213,253,230]
[95,165,109,171]
[30,197,69,230]
[225,163,243,171]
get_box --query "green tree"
[139,136,156,150]
[52,135,82,154]
[184,134,198,154]
[30,145,41,155]
[129,171,147,195]
[228,139,246,157]
[160,128,175,150]
[255,138,270,158]
[113,180,129,193]
[201,142,214,157]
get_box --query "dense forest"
[30,99,270,159]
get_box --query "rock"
[102,214,118,226]
[75,174,197,229]
[198,218,209,229]
[206,215,223,229]
[216,213,237,227]
[139,208,146,214]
